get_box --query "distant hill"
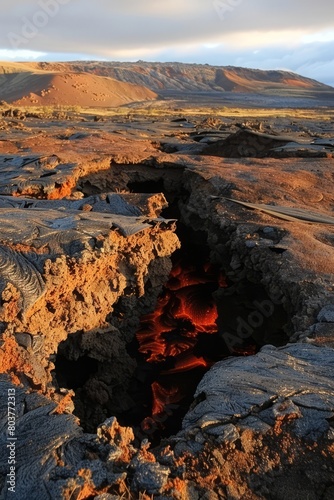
[24,61,334,93]
[0,61,332,107]
[0,69,157,107]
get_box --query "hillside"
[0,61,333,108]
[0,70,157,107]
[22,61,334,94]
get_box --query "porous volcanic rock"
[0,194,179,393]
[1,344,333,499]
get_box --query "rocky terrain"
[0,102,333,499]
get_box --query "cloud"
[0,0,333,85]
[2,0,334,52]
[0,49,46,59]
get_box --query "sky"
[0,0,334,86]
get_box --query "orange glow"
[231,345,257,356]
[136,260,224,362]
[164,338,196,357]
[167,262,211,289]
[151,382,182,416]
[170,287,218,333]
[136,257,226,425]
[162,352,211,374]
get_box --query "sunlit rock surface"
[0,107,333,498]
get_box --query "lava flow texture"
[136,258,227,433]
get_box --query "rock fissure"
[0,111,334,498]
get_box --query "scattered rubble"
[1,343,333,499]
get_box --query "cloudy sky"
[1,0,334,86]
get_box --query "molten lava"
[136,258,227,430]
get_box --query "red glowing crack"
[136,258,226,426]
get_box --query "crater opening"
[53,172,290,446]
[127,178,165,194]
[55,354,98,390]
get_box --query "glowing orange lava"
[136,258,227,426]
[151,382,182,416]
